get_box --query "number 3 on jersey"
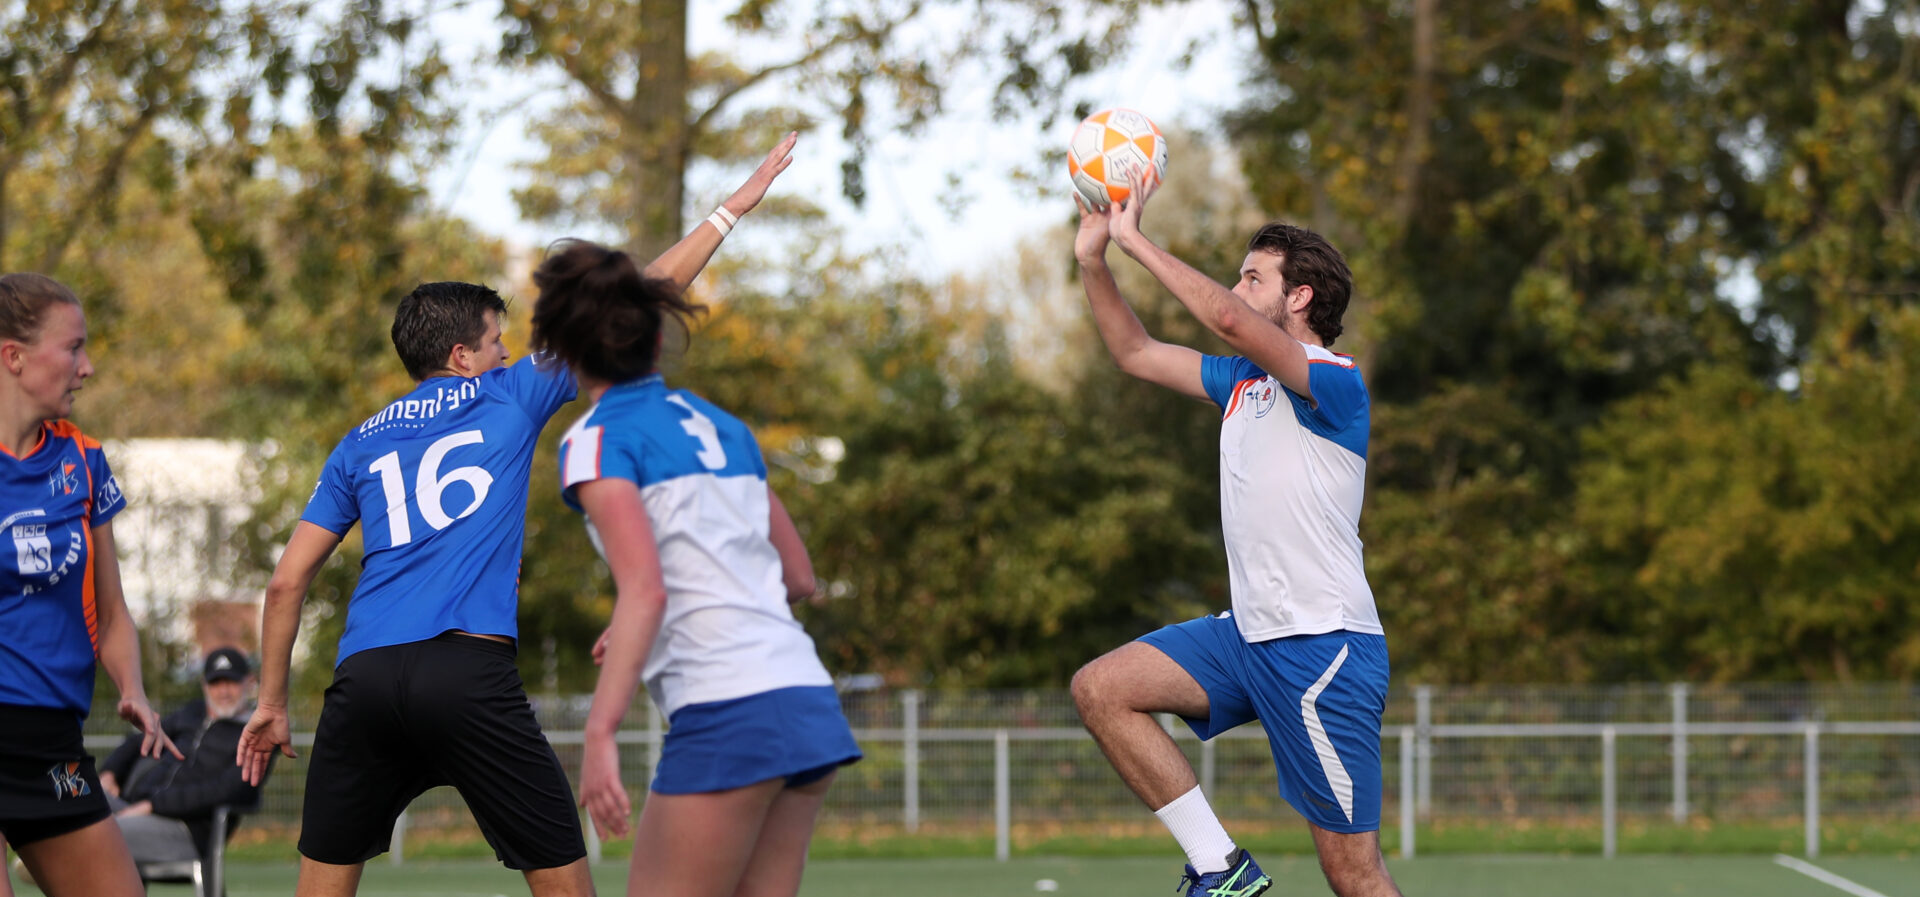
[668,395,727,470]
[368,430,495,547]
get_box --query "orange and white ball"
[1067,108,1168,210]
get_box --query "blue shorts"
[653,685,863,795]
[1139,615,1390,833]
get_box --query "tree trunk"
[626,0,690,262]
[0,164,9,271]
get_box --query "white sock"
[1153,785,1239,874]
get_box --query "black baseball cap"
[202,647,251,683]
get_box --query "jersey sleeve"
[1200,355,1266,410]
[1302,362,1367,429]
[559,421,645,514]
[299,441,360,534]
[85,446,127,526]
[502,354,579,422]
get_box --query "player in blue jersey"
[0,273,179,897]
[235,136,801,897]
[1067,173,1404,897]
[529,240,860,897]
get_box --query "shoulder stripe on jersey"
[1223,377,1263,420]
[1307,358,1356,368]
[82,524,99,654]
[563,425,604,485]
[46,419,101,449]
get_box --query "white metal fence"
[84,683,1920,862]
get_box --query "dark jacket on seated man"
[100,677,264,854]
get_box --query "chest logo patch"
[1246,379,1280,419]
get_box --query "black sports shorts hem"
[297,633,586,870]
[0,703,114,847]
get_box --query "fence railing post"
[1400,725,1416,860]
[585,809,602,865]
[1671,682,1689,823]
[391,810,407,866]
[1200,737,1217,798]
[1415,685,1433,817]
[1602,725,1617,859]
[1804,723,1820,858]
[647,699,663,781]
[994,729,1011,862]
[903,689,921,833]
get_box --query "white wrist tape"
[707,206,739,237]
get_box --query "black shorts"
[298,633,585,870]
[0,703,112,847]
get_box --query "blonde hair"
[0,273,80,343]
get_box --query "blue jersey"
[557,375,832,716]
[303,356,576,665]
[0,421,128,715]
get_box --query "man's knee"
[1315,838,1392,897]
[1070,655,1120,716]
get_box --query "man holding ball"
[1069,161,1403,897]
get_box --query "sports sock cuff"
[1154,785,1238,874]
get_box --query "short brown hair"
[529,241,705,383]
[0,273,80,343]
[391,282,508,381]
[1247,223,1352,346]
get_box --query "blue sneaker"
[1177,849,1272,897]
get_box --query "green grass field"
[17,854,1918,897]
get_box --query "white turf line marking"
[1772,854,1891,897]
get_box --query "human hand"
[1073,195,1112,264]
[720,131,799,220]
[577,735,632,840]
[1106,165,1162,254]
[592,626,612,666]
[99,770,121,797]
[118,696,182,760]
[236,704,297,786]
[116,800,153,818]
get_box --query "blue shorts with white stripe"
[1139,615,1390,833]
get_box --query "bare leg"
[13,817,142,897]
[295,857,366,897]
[0,832,14,897]
[524,857,596,897]
[624,779,786,897]
[732,772,836,897]
[1309,825,1403,897]
[1071,641,1211,809]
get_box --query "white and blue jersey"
[302,356,577,665]
[557,374,833,718]
[1199,346,1380,641]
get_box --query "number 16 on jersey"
[367,430,495,547]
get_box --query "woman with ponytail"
[533,227,859,897]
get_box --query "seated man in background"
[98,647,266,865]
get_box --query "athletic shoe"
[1176,849,1272,897]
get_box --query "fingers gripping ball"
[1067,108,1168,210]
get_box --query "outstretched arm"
[1074,196,1208,400]
[237,521,342,785]
[643,132,799,292]
[575,478,671,841]
[1103,174,1313,403]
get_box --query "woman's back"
[559,374,831,716]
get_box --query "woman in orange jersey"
[0,273,178,897]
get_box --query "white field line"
[1772,855,1892,897]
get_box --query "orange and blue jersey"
[0,420,127,716]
